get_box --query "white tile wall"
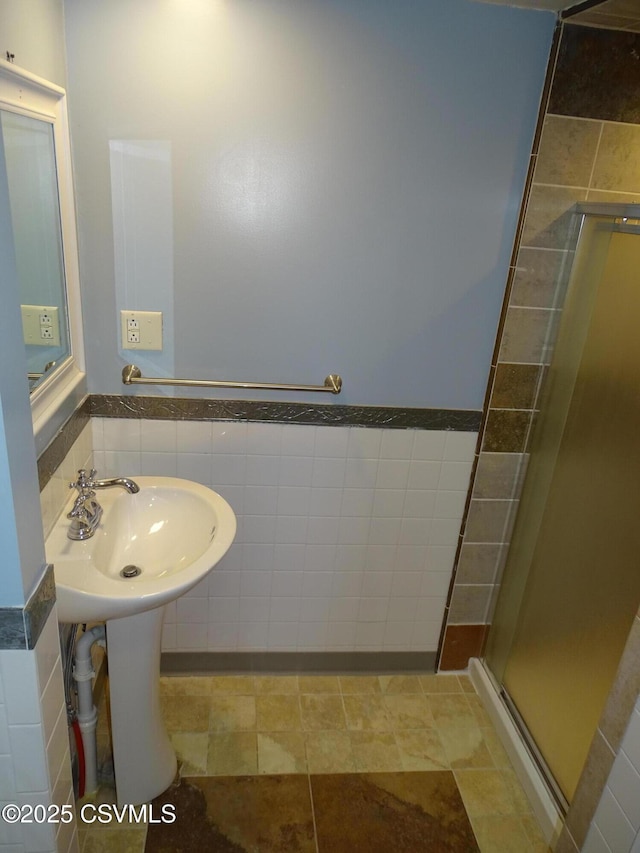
[585,696,640,853]
[92,419,477,653]
[0,608,79,853]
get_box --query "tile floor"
[78,673,551,852]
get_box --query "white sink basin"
[48,476,237,623]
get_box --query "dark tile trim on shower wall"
[438,625,489,671]
[440,20,640,673]
[436,24,564,673]
[437,19,640,852]
[490,364,544,410]
[560,0,609,19]
[549,24,640,123]
[88,394,482,432]
[0,564,56,650]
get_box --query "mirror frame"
[0,59,85,448]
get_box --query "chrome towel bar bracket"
[121,364,343,394]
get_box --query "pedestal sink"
[46,477,236,806]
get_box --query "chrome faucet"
[92,475,140,494]
[67,469,140,540]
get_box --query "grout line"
[307,769,320,853]
[532,180,592,191]
[587,122,606,193]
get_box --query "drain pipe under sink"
[73,625,106,796]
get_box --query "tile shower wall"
[0,608,78,853]
[440,22,640,669]
[438,19,640,853]
[91,419,476,653]
[584,692,640,852]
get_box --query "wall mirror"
[0,59,85,448]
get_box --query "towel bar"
[121,364,342,394]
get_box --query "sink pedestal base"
[106,608,177,806]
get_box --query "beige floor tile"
[207,732,258,775]
[305,731,357,773]
[521,813,551,849]
[207,675,256,694]
[436,718,495,769]
[210,695,256,731]
[466,693,493,727]
[350,731,403,772]
[160,695,210,732]
[419,674,463,694]
[481,726,512,769]
[257,732,307,774]
[87,784,117,809]
[378,674,423,694]
[256,694,302,731]
[501,768,534,815]
[79,786,149,832]
[300,694,346,731]
[429,692,476,722]
[458,674,476,694]
[97,669,547,849]
[81,829,147,852]
[298,675,341,693]
[170,732,209,775]
[471,815,533,853]
[395,728,449,771]
[254,675,299,694]
[338,675,381,694]
[160,676,212,696]
[343,694,390,731]
[160,674,256,696]
[383,694,432,729]
[454,769,520,818]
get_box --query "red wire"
[72,718,85,800]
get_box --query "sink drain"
[120,565,142,578]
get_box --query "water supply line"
[71,718,86,800]
[73,625,106,797]
[62,623,84,796]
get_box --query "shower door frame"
[481,201,640,815]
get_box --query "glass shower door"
[485,215,640,805]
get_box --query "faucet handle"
[70,468,98,492]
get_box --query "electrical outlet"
[120,310,163,350]
[21,305,61,347]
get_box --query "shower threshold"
[468,658,564,847]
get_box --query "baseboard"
[469,658,563,846]
[161,650,437,675]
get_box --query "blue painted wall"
[66,0,555,408]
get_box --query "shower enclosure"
[484,203,640,809]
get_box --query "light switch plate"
[21,305,61,347]
[120,310,163,350]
